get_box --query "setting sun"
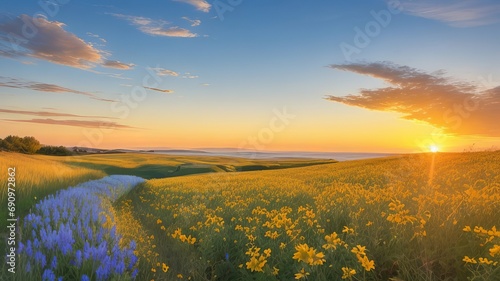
[430,145,439,153]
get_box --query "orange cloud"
[2,118,137,129]
[174,0,211,12]
[0,108,116,119]
[151,67,179,77]
[326,62,500,137]
[144,86,174,94]
[0,76,116,102]
[111,14,197,38]
[103,60,135,70]
[0,15,133,69]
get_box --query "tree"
[0,135,41,154]
[37,146,73,156]
[22,136,41,154]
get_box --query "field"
[1,151,499,280]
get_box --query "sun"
[430,145,439,153]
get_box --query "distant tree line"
[0,135,73,156]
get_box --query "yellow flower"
[463,225,471,232]
[323,232,341,250]
[463,256,477,264]
[157,219,162,224]
[311,251,326,265]
[246,256,267,272]
[162,263,169,272]
[151,267,156,273]
[351,245,366,256]
[292,243,325,266]
[490,244,500,257]
[172,228,182,238]
[341,267,356,279]
[479,257,493,265]
[293,244,314,263]
[177,274,183,279]
[179,234,187,242]
[342,226,354,234]
[264,248,272,258]
[359,255,375,271]
[272,266,279,275]
[294,268,310,279]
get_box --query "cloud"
[2,118,137,129]
[86,32,107,43]
[0,76,116,102]
[0,108,116,119]
[144,86,174,94]
[141,26,197,38]
[103,60,135,70]
[111,13,197,38]
[182,72,198,79]
[151,67,179,77]
[0,15,133,69]
[325,62,500,137]
[182,16,201,26]
[0,15,100,68]
[174,0,211,12]
[400,0,500,27]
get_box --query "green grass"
[62,153,336,179]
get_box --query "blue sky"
[1,0,499,152]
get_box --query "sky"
[1,0,499,153]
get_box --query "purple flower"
[19,176,144,280]
[34,251,46,268]
[131,268,138,279]
[42,268,55,281]
[51,256,57,269]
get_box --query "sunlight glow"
[430,145,439,153]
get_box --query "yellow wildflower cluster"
[386,199,417,225]
[351,245,375,271]
[245,246,271,272]
[114,151,500,280]
[341,267,356,279]
[171,228,196,245]
[462,225,500,267]
[292,243,326,266]
[322,232,344,250]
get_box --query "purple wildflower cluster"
[17,175,144,280]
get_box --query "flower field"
[16,175,144,281]
[115,151,500,280]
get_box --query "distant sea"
[149,149,396,161]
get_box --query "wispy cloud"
[87,32,107,43]
[0,15,133,69]
[174,0,211,12]
[182,16,201,26]
[111,13,197,38]
[103,60,135,70]
[142,26,197,38]
[400,0,500,27]
[2,118,138,129]
[144,86,174,94]
[151,67,179,77]
[325,62,500,136]
[0,76,116,102]
[182,72,198,79]
[0,108,116,119]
